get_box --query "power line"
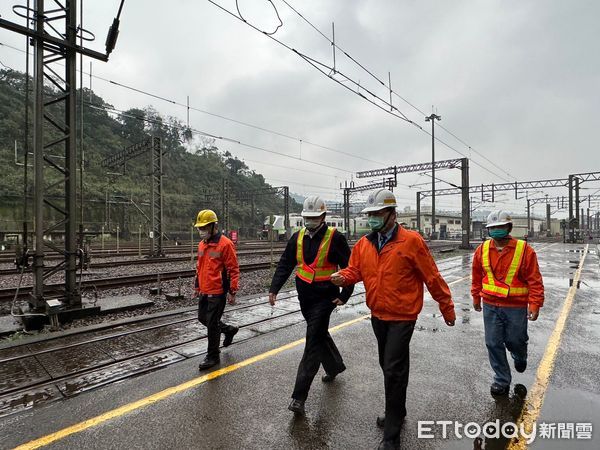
[207,0,514,183]
[0,40,390,168]
[87,102,356,175]
[278,0,518,181]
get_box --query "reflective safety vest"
[481,239,529,298]
[296,226,337,283]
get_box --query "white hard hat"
[301,195,328,217]
[361,189,397,213]
[486,210,513,228]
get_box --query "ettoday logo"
[418,420,536,443]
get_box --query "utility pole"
[546,203,551,237]
[425,113,441,239]
[575,177,580,241]
[527,199,531,237]
[283,186,290,239]
[342,183,351,239]
[0,0,124,316]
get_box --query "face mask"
[304,219,321,231]
[368,216,385,232]
[489,228,509,239]
[197,229,210,240]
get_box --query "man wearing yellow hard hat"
[194,209,240,370]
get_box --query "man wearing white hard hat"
[331,189,456,450]
[471,210,544,396]
[269,195,353,415]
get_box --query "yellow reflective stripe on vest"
[481,240,496,288]
[296,227,306,264]
[316,227,334,267]
[509,287,529,295]
[505,239,526,285]
[482,283,509,296]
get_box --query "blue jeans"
[483,303,528,387]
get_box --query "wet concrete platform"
[0,243,598,449]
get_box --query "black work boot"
[322,364,346,382]
[223,327,239,347]
[377,438,398,450]
[490,382,510,396]
[288,399,305,415]
[198,355,220,371]
[514,359,527,373]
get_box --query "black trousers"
[198,294,236,358]
[291,299,346,401]
[371,317,416,441]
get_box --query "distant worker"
[269,196,353,415]
[331,189,456,450]
[194,209,240,370]
[471,210,544,396]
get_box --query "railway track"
[0,261,274,302]
[0,243,288,264]
[0,248,285,276]
[0,290,318,417]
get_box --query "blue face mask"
[489,228,509,239]
[368,216,385,232]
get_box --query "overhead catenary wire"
[205,0,516,184]
[0,56,405,194]
[278,0,518,181]
[0,41,390,168]
[87,102,356,175]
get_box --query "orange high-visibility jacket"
[196,232,240,295]
[471,238,544,313]
[337,226,456,322]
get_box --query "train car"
[265,214,348,238]
[264,214,408,240]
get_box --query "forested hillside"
[0,69,300,238]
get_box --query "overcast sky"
[1,0,599,217]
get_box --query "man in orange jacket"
[331,189,455,450]
[471,210,544,396]
[194,209,240,371]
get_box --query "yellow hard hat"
[195,209,218,228]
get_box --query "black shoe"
[223,327,239,347]
[514,359,527,373]
[377,439,397,450]
[376,416,385,428]
[198,356,220,371]
[288,399,305,415]
[322,364,346,383]
[490,383,510,396]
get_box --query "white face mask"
[304,218,322,231]
[197,229,210,240]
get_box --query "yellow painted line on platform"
[508,244,589,450]
[15,273,473,450]
[14,314,371,450]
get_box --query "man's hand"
[330,272,346,286]
[473,301,482,312]
[269,292,277,306]
[445,319,455,326]
[528,308,539,321]
[226,292,236,305]
[332,298,344,306]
